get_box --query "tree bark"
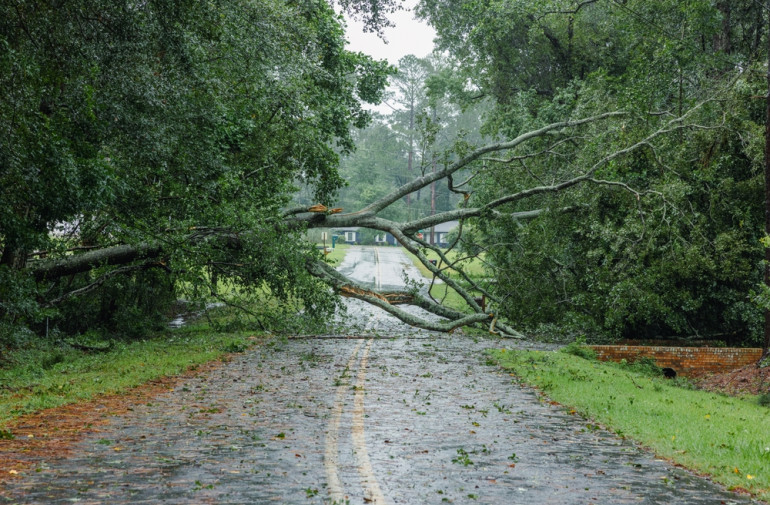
[31,243,162,282]
[759,0,770,363]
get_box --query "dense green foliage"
[4,0,770,346]
[0,0,391,341]
[418,0,768,344]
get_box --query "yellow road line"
[325,340,364,503]
[352,339,388,504]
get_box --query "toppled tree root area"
[693,364,770,397]
[0,358,229,491]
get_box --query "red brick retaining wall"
[589,345,763,376]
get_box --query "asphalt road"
[0,246,759,504]
[336,245,437,292]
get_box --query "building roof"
[431,220,459,233]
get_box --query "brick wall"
[589,345,763,377]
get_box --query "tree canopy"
[412,0,768,346]
[1,0,391,337]
[2,0,770,357]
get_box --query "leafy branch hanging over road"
[23,96,723,338]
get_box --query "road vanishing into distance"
[1,246,758,504]
[337,245,439,290]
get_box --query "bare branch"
[402,208,545,233]
[448,172,478,191]
[305,259,498,333]
[411,233,500,305]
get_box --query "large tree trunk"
[714,2,732,54]
[759,0,770,363]
[31,243,162,282]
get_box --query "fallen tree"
[20,103,718,338]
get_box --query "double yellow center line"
[324,339,387,504]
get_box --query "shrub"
[50,268,176,341]
[619,356,662,377]
[561,337,597,360]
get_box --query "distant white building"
[335,227,361,244]
[374,232,398,246]
[331,222,459,247]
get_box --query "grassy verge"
[422,283,469,311]
[488,348,770,501]
[0,325,261,427]
[404,248,487,311]
[323,242,349,265]
[405,248,486,278]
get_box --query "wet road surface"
[337,246,440,292]
[1,332,756,504]
[0,247,759,504]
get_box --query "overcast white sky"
[343,1,436,66]
[342,2,436,113]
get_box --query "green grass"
[0,325,261,427]
[323,242,350,265]
[406,249,487,279]
[489,348,770,501]
[404,249,488,311]
[423,283,470,311]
